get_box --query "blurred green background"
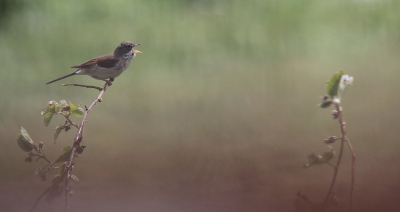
[1,0,400,211]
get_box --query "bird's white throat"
[123,50,135,60]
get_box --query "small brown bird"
[46,41,142,85]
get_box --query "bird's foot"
[105,78,114,86]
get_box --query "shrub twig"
[297,71,355,212]
[62,83,103,91]
[63,81,110,211]
[27,81,111,212]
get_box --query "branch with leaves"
[296,71,355,212]
[17,81,111,212]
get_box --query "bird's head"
[115,41,142,58]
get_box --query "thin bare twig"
[62,83,102,91]
[30,150,53,165]
[35,155,53,164]
[59,113,79,129]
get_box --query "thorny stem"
[64,81,110,212]
[344,135,355,212]
[323,104,355,212]
[29,81,111,212]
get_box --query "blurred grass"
[1,0,400,211]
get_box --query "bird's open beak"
[133,49,142,54]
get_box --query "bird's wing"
[70,53,119,69]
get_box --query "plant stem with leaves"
[297,71,355,212]
[18,81,111,212]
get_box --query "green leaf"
[54,146,77,164]
[56,100,70,114]
[303,148,335,168]
[54,152,70,164]
[321,148,335,163]
[54,100,69,113]
[20,127,33,143]
[326,70,343,98]
[17,127,35,152]
[318,101,332,108]
[318,95,332,108]
[54,125,63,143]
[58,163,66,175]
[44,112,54,127]
[42,101,57,126]
[76,145,86,154]
[60,100,69,108]
[62,146,71,152]
[52,174,62,185]
[55,103,61,113]
[69,101,84,117]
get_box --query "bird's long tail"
[46,71,78,85]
